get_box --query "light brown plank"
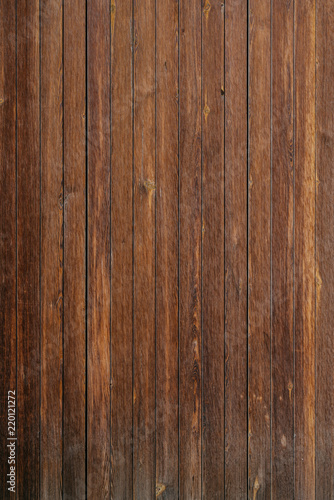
[201,0,224,498]
[63,0,86,497]
[224,0,248,496]
[248,0,271,498]
[87,0,111,497]
[156,0,179,498]
[110,0,133,497]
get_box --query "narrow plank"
[248,0,271,498]
[16,0,40,497]
[271,0,294,496]
[179,0,201,496]
[0,1,16,497]
[40,0,63,497]
[63,0,86,497]
[201,0,224,498]
[133,0,156,495]
[315,1,334,498]
[110,0,133,497]
[156,0,179,497]
[87,0,111,497]
[294,0,316,498]
[224,0,248,497]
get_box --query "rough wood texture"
[202,1,224,498]
[0,2,16,498]
[40,1,63,497]
[248,0,271,498]
[272,0,294,497]
[316,1,334,498]
[87,0,111,497]
[133,0,156,496]
[179,0,202,498]
[16,0,40,497]
[110,0,133,498]
[156,0,179,498]
[1,1,333,498]
[224,0,248,497]
[63,0,86,498]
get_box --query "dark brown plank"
[110,0,133,497]
[133,0,156,495]
[179,0,201,497]
[315,1,334,498]
[63,0,86,497]
[248,0,271,498]
[16,0,40,497]
[87,0,111,497]
[40,1,63,497]
[156,0,179,498]
[0,1,16,498]
[201,0,224,498]
[271,0,294,497]
[294,0,316,498]
[224,0,248,497]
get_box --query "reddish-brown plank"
[179,0,201,497]
[110,0,133,497]
[224,0,248,497]
[294,0,316,498]
[87,0,111,497]
[16,0,40,497]
[315,1,334,498]
[271,0,294,497]
[248,0,271,498]
[156,0,179,498]
[0,1,16,498]
[133,0,156,495]
[63,0,86,497]
[201,0,224,498]
[40,0,63,497]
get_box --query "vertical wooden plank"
[40,0,63,497]
[0,1,16,498]
[224,0,248,497]
[133,0,156,495]
[63,0,86,498]
[179,0,201,497]
[248,0,271,498]
[110,0,133,497]
[155,0,179,497]
[316,1,334,498]
[201,0,224,498]
[87,0,111,497]
[16,0,40,497]
[294,0,316,498]
[271,0,294,497]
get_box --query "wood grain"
[110,0,133,497]
[40,0,63,497]
[16,0,40,497]
[248,0,271,498]
[133,0,156,496]
[201,0,224,498]
[224,0,248,497]
[179,0,202,497]
[63,0,86,498]
[87,1,111,497]
[272,0,294,497]
[156,0,179,498]
[294,0,316,498]
[0,1,16,498]
[316,1,334,498]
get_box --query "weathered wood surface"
[0,1,331,498]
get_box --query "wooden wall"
[0,0,333,498]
